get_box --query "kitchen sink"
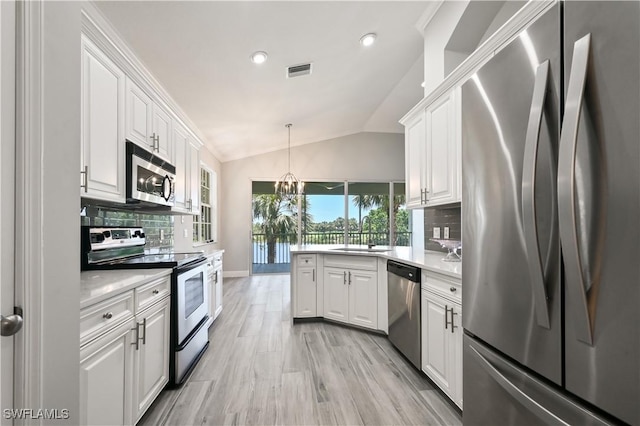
[331,247,391,253]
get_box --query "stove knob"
[134,230,142,237]
[139,232,145,239]
[103,230,111,239]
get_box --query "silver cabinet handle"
[80,165,88,193]
[444,305,449,330]
[449,287,457,293]
[558,33,594,345]
[0,310,23,337]
[103,312,113,320]
[312,269,315,282]
[348,271,352,285]
[522,59,552,330]
[343,271,346,285]
[131,322,140,350]
[450,308,458,334]
[152,289,160,295]
[141,317,147,345]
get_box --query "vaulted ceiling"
[94,1,428,162]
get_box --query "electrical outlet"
[183,229,189,238]
[433,227,441,239]
[444,227,450,239]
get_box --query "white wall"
[29,1,81,421]
[221,132,405,275]
[173,145,223,254]
[423,1,469,94]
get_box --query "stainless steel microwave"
[126,141,176,207]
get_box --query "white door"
[421,290,455,399]
[323,268,348,323]
[295,267,316,317]
[151,103,172,163]
[133,299,170,422]
[0,1,20,420]
[172,123,189,211]
[347,270,377,329]
[405,113,425,208]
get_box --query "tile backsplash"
[424,205,461,253]
[81,206,174,249]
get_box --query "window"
[193,166,216,244]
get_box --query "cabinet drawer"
[422,271,461,303]
[81,290,135,347]
[296,254,316,267]
[208,252,223,269]
[324,255,377,271]
[135,276,171,313]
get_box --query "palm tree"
[352,194,406,244]
[252,193,312,263]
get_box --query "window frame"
[193,164,217,245]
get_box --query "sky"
[307,195,372,223]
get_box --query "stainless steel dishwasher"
[387,260,421,369]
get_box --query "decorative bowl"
[430,239,462,262]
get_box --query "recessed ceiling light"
[360,33,377,47]
[250,51,268,64]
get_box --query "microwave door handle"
[558,34,594,345]
[161,175,172,202]
[522,59,551,330]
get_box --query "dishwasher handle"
[387,260,421,283]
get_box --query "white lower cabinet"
[80,318,135,426]
[207,252,224,322]
[295,266,317,317]
[421,288,463,408]
[80,276,171,425]
[132,298,170,423]
[323,267,349,322]
[323,267,377,330]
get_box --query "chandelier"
[275,123,303,196]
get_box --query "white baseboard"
[224,270,249,278]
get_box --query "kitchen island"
[289,244,463,409]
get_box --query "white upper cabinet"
[188,138,201,214]
[425,87,461,206]
[172,122,201,215]
[125,78,173,164]
[152,103,173,162]
[405,112,426,208]
[402,87,461,209]
[172,123,189,211]
[125,78,153,150]
[81,35,126,203]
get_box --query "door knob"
[1,309,23,336]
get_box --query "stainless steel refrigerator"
[462,2,639,424]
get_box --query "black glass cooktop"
[88,252,205,270]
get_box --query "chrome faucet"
[361,215,375,248]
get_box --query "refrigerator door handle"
[558,34,594,345]
[522,59,551,330]
[469,345,565,425]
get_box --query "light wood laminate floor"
[139,275,462,426]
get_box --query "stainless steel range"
[81,226,210,386]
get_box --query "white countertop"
[80,268,173,309]
[290,245,461,279]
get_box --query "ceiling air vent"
[287,63,312,78]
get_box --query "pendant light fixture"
[275,123,303,196]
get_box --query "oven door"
[175,261,209,344]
